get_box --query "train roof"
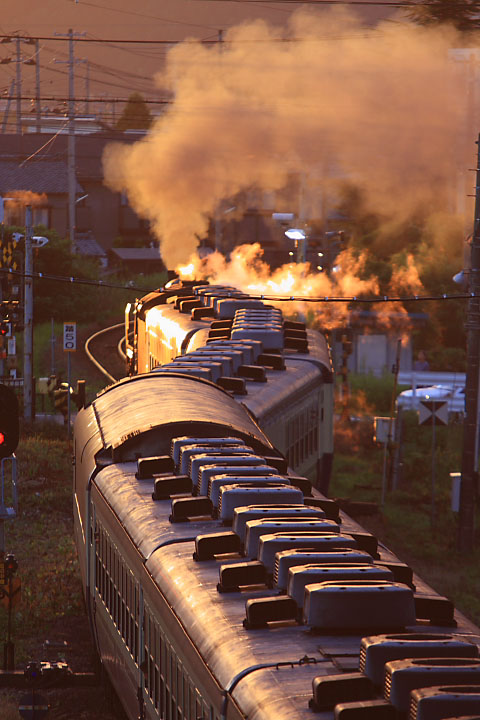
[76,373,274,469]
[92,459,480,720]
[140,302,334,384]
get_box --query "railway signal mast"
[458,133,480,552]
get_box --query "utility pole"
[85,60,90,114]
[35,38,41,132]
[23,205,33,421]
[15,38,21,134]
[1,80,15,134]
[55,29,85,248]
[68,28,75,249]
[458,134,480,552]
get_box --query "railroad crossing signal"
[419,399,448,426]
[0,576,21,608]
[0,383,19,459]
[0,236,21,270]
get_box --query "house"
[0,156,83,232]
[107,247,165,274]
[0,132,154,255]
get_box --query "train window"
[93,518,141,665]
[95,526,212,720]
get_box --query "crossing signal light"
[4,554,17,580]
[0,384,19,460]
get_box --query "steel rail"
[84,323,124,385]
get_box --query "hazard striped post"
[18,691,49,719]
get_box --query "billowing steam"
[178,242,381,329]
[6,191,47,207]
[103,9,468,280]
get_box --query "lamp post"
[23,206,33,421]
[285,228,307,265]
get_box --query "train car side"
[74,372,480,720]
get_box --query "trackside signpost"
[419,399,448,528]
[63,322,76,436]
[0,384,20,670]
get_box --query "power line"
[2,94,171,105]
[0,35,219,45]
[0,266,473,303]
[65,0,222,32]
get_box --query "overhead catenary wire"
[0,266,473,303]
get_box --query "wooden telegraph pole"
[458,134,480,552]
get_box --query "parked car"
[396,384,465,415]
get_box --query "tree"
[116,92,153,132]
[404,0,480,32]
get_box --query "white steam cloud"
[103,9,469,268]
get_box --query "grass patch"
[0,428,84,665]
[332,374,480,627]
[0,424,126,717]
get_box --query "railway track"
[84,323,128,384]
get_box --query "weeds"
[0,430,84,665]
[332,374,480,626]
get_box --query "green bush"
[348,372,409,415]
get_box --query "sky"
[0,0,397,123]
[1,0,475,281]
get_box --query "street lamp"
[285,227,307,264]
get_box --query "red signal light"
[0,385,19,459]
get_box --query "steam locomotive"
[74,280,480,720]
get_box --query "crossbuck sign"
[419,399,448,426]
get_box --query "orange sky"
[0,0,397,122]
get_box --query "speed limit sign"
[63,322,77,352]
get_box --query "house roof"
[0,132,141,182]
[74,231,107,258]
[0,158,83,194]
[108,247,163,261]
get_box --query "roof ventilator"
[170,436,245,465]
[232,505,326,541]
[152,475,192,500]
[136,455,175,479]
[305,496,341,521]
[218,484,305,522]
[413,593,456,626]
[244,595,298,629]
[288,564,394,612]
[360,633,479,687]
[384,658,480,713]
[410,685,480,720]
[310,673,375,712]
[217,561,268,592]
[374,560,415,588]
[169,496,213,523]
[191,454,267,495]
[193,531,242,560]
[303,580,416,632]
[332,699,396,718]
[244,518,340,559]
[180,444,254,477]
[208,474,289,510]
[274,548,374,589]
[258,532,358,574]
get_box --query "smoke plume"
[178,243,380,329]
[103,9,468,271]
